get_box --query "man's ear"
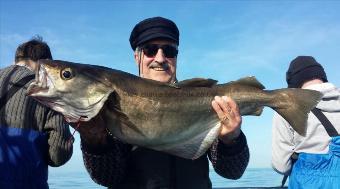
[134,51,139,66]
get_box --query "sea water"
[48,168,286,189]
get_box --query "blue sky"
[1,0,340,182]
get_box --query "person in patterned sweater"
[77,17,249,189]
[0,37,73,189]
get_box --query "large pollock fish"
[27,60,322,159]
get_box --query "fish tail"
[270,88,322,136]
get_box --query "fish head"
[27,59,113,123]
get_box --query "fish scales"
[27,60,322,159]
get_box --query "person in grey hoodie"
[271,56,340,188]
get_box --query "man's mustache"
[149,62,169,70]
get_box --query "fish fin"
[168,83,181,89]
[271,88,322,136]
[111,108,147,138]
[234,76,265,89]
[176,78,218,88]
[251,107,263,116]
[106,92,147,138]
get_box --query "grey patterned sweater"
[81,128,249,188]
[0,65,73,167]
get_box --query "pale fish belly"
[151,118,222,160]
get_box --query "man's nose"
[154,48,166,63]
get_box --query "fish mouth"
[27,62,52,96]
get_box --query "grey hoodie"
[271,82,340,174]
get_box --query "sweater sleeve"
[208,131,249,179]
[44,110,73,167]
[271,113,295,175]
[81,136,132,187]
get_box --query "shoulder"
[273,112,289,125]
[15,65,35,78]
[1,65,34,82]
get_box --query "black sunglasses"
[141,44,178,58]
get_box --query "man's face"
[134,39,177,83]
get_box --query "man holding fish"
[26,16,321,188]
[78,17,250,188]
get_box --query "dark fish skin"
[27,60,322,159]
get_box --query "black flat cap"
[129,17,179,50]
[286,56,327,88]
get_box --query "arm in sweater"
[81,136,131,187]
[271,113,295,175]
[44,110,73,167]
[208,131,250,179]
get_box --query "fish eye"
[61,68,74,80]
